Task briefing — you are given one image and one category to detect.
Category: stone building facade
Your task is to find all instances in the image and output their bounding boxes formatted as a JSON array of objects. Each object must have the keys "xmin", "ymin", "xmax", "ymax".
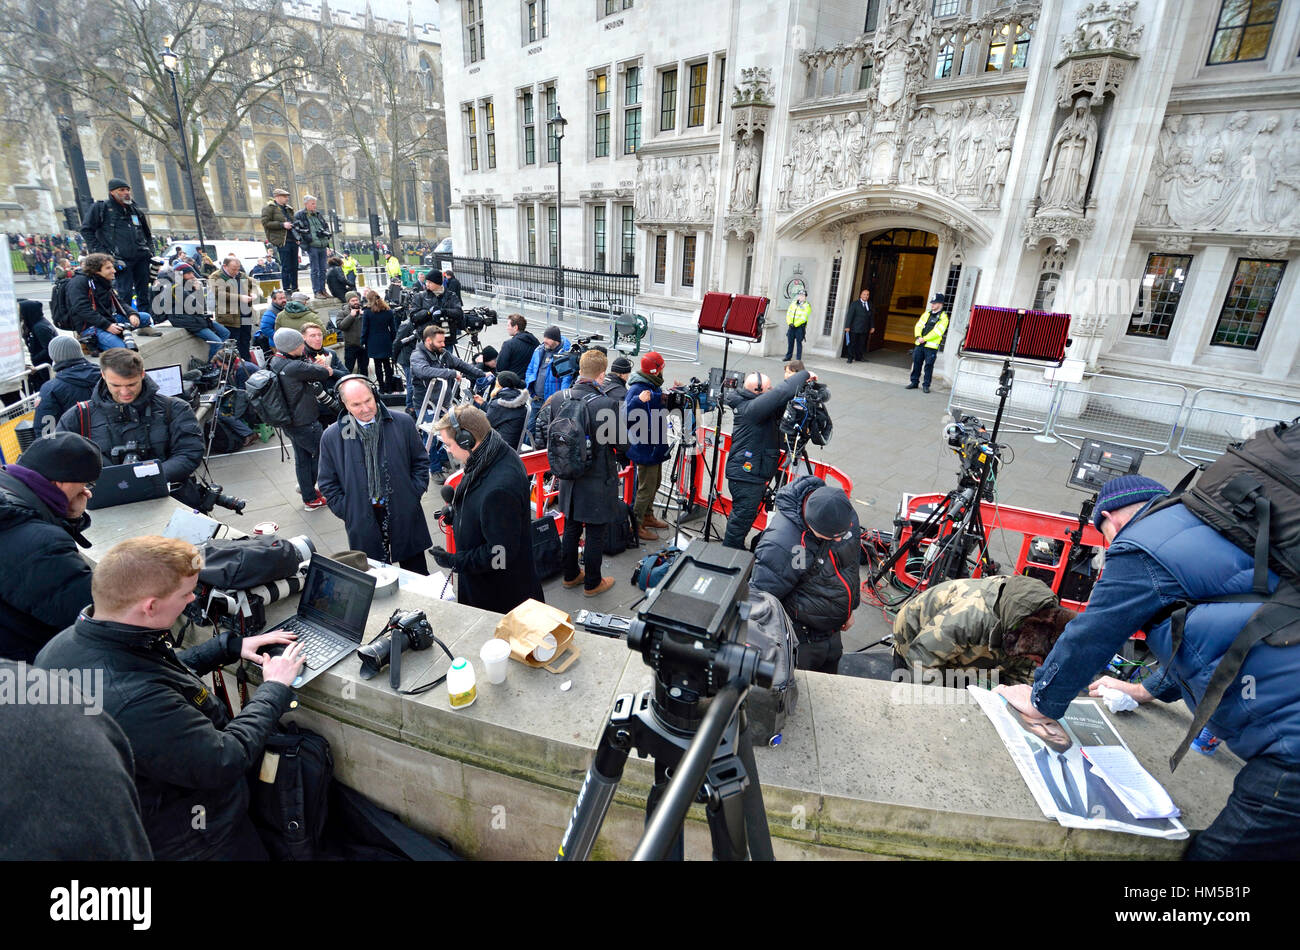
[
  {"xmin": 1, "ymin": 1, "xmax": 452, "ymax": 245},
  {"xmin": 441, "ymin": 0, "xmax": 1299, "ymax": 396}
]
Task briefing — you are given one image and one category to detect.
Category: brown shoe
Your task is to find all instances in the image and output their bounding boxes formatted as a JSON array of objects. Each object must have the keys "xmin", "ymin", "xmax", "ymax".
[
  {"xmin": 562, "ymin": 571, "xmax": 585, "ymax": 589},
  {"xmin": 643, "ymin": 513, "xmax": 670, "ymax": 529},
  {"xmin": 637, "ymin": 525, "xmax": 660, "ymax": 542},
  {"xmin": 584, "ymin": 576, "xmax": 615, "ymax": 597}
]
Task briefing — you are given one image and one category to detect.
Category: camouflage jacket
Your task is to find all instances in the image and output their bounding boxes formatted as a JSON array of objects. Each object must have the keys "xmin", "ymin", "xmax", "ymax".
[{"xmin": 891, "ymin": 575, "xmax": 1058, "ymax": 685}]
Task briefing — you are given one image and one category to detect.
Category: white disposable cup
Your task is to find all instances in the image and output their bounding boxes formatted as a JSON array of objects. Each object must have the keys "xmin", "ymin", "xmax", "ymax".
[
  {"xmin": 480, "ymin": 638, "xmax": 511, "ymax": 685},
  {"xmin": 253, "ymin": 521, "xmax": 279, "ymax": 535}
]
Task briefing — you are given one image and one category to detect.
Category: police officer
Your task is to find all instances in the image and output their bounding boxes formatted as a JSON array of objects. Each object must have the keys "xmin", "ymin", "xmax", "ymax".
[
  {"xmin": 783, "ymin": 290, "xmax": 810, "ymax": 362},
  {"xmin": 721, "ymin": 366, "xmax": 811, "ymax": 550},
  {"xmin": 80, "ymin": 178, "xmax": 154, "ymax": 312},
  {"xmin": 907, "ymin": 294, "xmax": 949, "ymax": 393}
]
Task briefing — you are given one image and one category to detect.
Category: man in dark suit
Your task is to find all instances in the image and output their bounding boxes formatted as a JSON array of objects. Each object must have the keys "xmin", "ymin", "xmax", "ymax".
[{"xmin": 845, "ymin": 288, "xmax": 872, "ymax": 364}]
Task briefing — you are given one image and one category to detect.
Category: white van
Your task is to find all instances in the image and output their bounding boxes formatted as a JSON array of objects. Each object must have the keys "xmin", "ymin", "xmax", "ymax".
[{"xmin": 162, "ymin": 240, "xmax": 274, "ymax": 274}]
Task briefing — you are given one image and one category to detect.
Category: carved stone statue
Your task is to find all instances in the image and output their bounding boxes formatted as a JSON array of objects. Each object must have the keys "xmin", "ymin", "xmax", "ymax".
[
  {"xmin": 1039, "ymin": 96, "xmax": 1099, "ymax": 213},
  {"xmin": 731, "ymin": 134, "xmax": 759, "ymax": 212}
]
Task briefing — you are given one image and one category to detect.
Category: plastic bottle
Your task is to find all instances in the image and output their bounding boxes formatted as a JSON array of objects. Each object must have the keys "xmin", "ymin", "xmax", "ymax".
[
  {"xmin": 1191, "ymin": 727, "xmax": 1220, "ymax": 756},
  {"xmin": 447, "ymin": 657, "xmax": 477, "ymax": 710}
]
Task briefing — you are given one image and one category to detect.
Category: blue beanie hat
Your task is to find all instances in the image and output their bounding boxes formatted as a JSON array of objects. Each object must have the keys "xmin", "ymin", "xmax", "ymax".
[{"xmin": 1094, "ymin": 475, "xmax": 1168, "ymax": 530}]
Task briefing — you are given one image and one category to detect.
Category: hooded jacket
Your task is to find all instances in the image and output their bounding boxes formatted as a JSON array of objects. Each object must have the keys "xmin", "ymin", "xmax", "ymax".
[
  {"xmin": 149, "ymin": 268, "xmax": 211, "ymax": 333},
  {"xmin": 0, "ymin": 468, "xmax": 93, "ymax": 661},
  {"xmin": 525, "ymin": 336, "xmax": 573, "ymax": 405},
  {"xmin": 496, "ymin": 329, "xmax": 540, "ymax": 379},
  {"xmin": 20, "ymin": 302, "xmax": 57, "ymax": 367},
  {"xmin": 484, "ymin": 385, "xmax": 529, "ymax": 451},
  {"xmin": 55, "ymin": 374, "xmax": 205, "ymax": 485},
  {"xmin": 274, "ymin": 300, "xmax": 317, "ymax": 334},
  {"xmin": 751, "ymin": 475, "xmax": 861, "ymax": 637},
  {"xmin": 35, "ymin": 358, "xmax": 101, "ymax": 434},
  {"xmin": 35, "ymin": 613, "xmax": 294, "ymax": 860}
]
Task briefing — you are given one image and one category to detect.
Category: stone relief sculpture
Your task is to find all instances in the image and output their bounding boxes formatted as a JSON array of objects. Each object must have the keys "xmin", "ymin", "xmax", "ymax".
[
  {"xmin": 635, "ymin": 154, "xmax": 720, "ymax": 223},
  {"xmin": 730, "ymin": 135, "xmax": 759, "ymax": 212},
  {"xmin": 1138, "ymin": 108, "xmax": 1300, "ymax": 233},
  {"xmin": 1038, "ymin": 96, "xmax": 1099, "ymax": 214}
]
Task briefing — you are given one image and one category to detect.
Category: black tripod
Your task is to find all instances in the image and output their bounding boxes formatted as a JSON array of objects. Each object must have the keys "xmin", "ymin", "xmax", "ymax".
[
  {"xmin": 699, "ymin": 336, "xmax": 739, "ymax": 543},
  {"xmin": 656, "ymin": 399, "xmax": 702, "ymax": 534}
]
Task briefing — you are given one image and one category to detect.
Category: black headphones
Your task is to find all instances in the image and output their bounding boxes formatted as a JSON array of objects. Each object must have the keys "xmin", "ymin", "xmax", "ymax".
[
  {"xmin": 335, "ymin": 374, "xmax": 382, "ymax": 406},
  {"xmin": 447, "ymin": 405, "xmax": 475, "ymax": 450}
]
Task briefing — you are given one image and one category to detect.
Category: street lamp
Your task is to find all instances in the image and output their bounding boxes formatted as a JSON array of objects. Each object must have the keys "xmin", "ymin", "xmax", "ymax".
[
  {"xmin": 160, "ymin": 38, "xmax": 206, "ymax": 254},
  {"xmin": 547, "ymin": 107, "xmax": 567, "ymax": 310},
  {"xmin": 408, "ymin": 160, "xmax": 422, "ymax": 250}
]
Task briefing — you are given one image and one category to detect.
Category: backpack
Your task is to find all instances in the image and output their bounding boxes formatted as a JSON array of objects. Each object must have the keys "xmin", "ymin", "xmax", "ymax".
[
  {"xmin": 245, "ymin": 368, "xmax": 294, "ymax": 428},
  {"xmin": 197, "ymin": 536, "xmax": 307, "ymax": 590},
  {"xmin": 248, "ymin": 723, "xmax": 333, "ymax": 861},
  {"xmin": 631, "ymin": 545, "xmax": 683, "ymax": 591},
  {"xmin": 50, "ymin": 276, "xmax": 74, "ymax": 330},
  {"xmin": 1137, "ymin": 416, "xmax": 1300, "ymax": 770},
  {"xmin": 604, "ymin": 499, "xmax": 639, "ymax": 556},
  {"xmin": 743, "ymin": 590, "xmax": 800, "ymax": 747},
  {"xmin": 546, "ymin": 390, "xmax": 598, "ymax": 480}
]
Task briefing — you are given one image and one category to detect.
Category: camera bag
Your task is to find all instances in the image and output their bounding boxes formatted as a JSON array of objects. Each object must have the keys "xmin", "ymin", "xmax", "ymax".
[
  {"xmin": 531, "ymin": 514, "xmax": 563, "ymax": 579},
  {"xmin": 604, "ymin": 499, "xmax": 640, "ymax": 556},
  {"xmin": 197, "ymin": 536, "xmax": 306, "ymax": 590},
  {"xmin": 249, "ymin": 722, "xmax": 333, "ymax": 860},
  {"xmin": 742, "ymin": 591, "xmax": 799, "ymax": 746}
]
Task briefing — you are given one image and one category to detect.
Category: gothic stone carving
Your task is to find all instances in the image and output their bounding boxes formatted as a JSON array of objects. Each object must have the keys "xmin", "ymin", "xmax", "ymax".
[
  {"xmin": 1023, "ymin": 209, "xmax": 1095, "ymax": 249},
  {"xmin": 1060, "ymin": 1, "xmax": 1145, "ymax": 57},
  {"xmin": 1152, "ymin": 234, "xmax": 1194, "ymax": 254},
  {"xmin": 634, "ymin": 153, "xmax": 719, "ymax": 226},
  {"xmin": 1038, "ymin": 95, "xmax": 1098, "ymax": 213},
  {"xmin": 730, "ymin": 133, "xmax": 761, "ymax": 212},
  {"xmin": 731, "ymin": 67, "xmax": 774, "ymax": 107},
  {"xmin": 1248, "ymin": 239, "xmax": 1291, "ymax": 258}
]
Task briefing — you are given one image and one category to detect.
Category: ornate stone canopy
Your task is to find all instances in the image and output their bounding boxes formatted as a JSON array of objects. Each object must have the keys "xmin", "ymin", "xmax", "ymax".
[{"xmin": 775, "ymin": 185, "xmax": 993, "ymax": 245}]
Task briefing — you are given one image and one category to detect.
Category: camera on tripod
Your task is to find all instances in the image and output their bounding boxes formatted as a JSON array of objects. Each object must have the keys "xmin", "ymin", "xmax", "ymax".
[
  {"xmin": 778, "ymin": 379, "xmax": 833, "ymax": 447},
  {"xmin": 944, "ymin": 411, "xmax": 1000, "ymax": 498},
  {"xmin": 462, "ymin": 306, "xmax": 498, "ymax": 335},
  {"xmin": 663, "ymin": 378, "xmax": 710, "ymax": 412},
  {"xmin": 110, "ymin": 442, "xmax": 142, "ymax": 465},
  {"xmin": 550, "ymin": 334, "xmax": 604, "ymax": 379},
  {"xmin": 357, "ymin": 608, "xmax": 435, "ymax": 679}
]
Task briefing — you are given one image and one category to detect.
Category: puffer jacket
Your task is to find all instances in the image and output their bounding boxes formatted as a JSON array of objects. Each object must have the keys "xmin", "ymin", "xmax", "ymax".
[
  {"xmin": 496, "ymin": 330, "xmax": 540, "ymax": 379},
  {"xmin": 35, "ymin": 612, "xmax": 294, "ymax": 860},
  {"xmin": 35, "ymin": 358, "xmax": 101, "ymax": 434},
  {"xmin": 273, "ymin": 300, "xmax": 317, "ymax": 334},
  {"xmin": 626, "ymin": 371, "xmax": 671, "ymax": 465},
  {"xmin": 751, "ymin": 475, "xmax": 861, "ymax": 637},
  {"xmin": 484, "ymin": 385, "xmax": 529, "ymax": 451},
  {"xmin": 55, "ymin": 374, "xmax": 205, "ymax": 484}
]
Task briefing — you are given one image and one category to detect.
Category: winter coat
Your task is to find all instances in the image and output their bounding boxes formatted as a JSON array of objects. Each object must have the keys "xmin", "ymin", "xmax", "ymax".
[
  {"xmin": 497, "ymin": 330, "xmax": 540, "ymax": 379},
  {"xmin": 326, "ymin": 264, "xmax": 354, "ymax": 301},
  {"xmin": 261, "ymin": 200, "xmax": 296, "ymax": 247},
  {"xmin": 35, "ymin": 358, "xmax": 101, "ymax": 434},
  {"xmin": 524, "ymin": 337, "xmax": 573, "ymax": 405},
  {"xmin": 150, "ymin": 269, "xmax": 211, "ymax": 332},
  {"xmin": 56, "ymin": 374, "xmax": 205, "ymax": 484},
  {"xmin": 626, "ymin": 371, "xmax": 671, "ymax": 465},
  {"xmin": 269, "ymin": 353, "xmax": 331, "ymax": 428},
  {"xmin": 211, "ymin": 269, "xmax": 257, "ymax": 330},
  {"xmin": 259, "ymin": 303, "xmax": 284, "ymax": 342},
  {"xmin": 336, "ymin": 304, "xmax": 364, "ymax": 346},
  {"xmin": 35, "ymin": 613, "xmax": 294, "ymax": 860},
  {"xmin": 274, "ymin": 300, "xmax": 317, "ymax": 334},
  {"xmin": 409, "ymin": 287, "xmax": 462, "ymax": 332},
  {"xmin": 751, "ymin": 475, "xmax": 861, "ymax": 637},
  {"xmin": 724, "ymin": 370, "xmax": 810, "ymax": 484},
  {"xmin": 447, "ymin": 430, "xmax": 544, "ymax": 614},
  {"xmin": 0, "ymin": 468, "xmax": 93, "ymax": 662},
  {"xmin": 484, "ymin": 386, "xmax": 529, "ymax": 451},
  {"xmin": 81, "ymin": 196, "xmax": 153, "ymax": 262},
  {"xmin": 317, "ymin": 406, "xmax": 433, "ymax": 563},
  {"xmin": 394, "ymin": 320, "xmax": 419, "ymax": 371},
  {"xmin": 360, "ymin": 307, "xmax": 397, "ymax": 359},
  {"xmin": 410, "ymin": 340, "xmax": 482, "ymax": 391},
  {"xmin": 541, "ymin": 379, "xmax": 628, "ymax": 526},
  {"xmin": 601, "ymin": 375, "xmax": 628, "ymax": 404},
  {"xmin": 65, "ymin": 272, "xmax": 125, "ymax": 332},
  {"xmin": 292, "ymin": 208, "xmax": 332, "ymax": 248},
  {"xmin": 21, "ymin": 308, "xmax": 57, "ymax": 368},
  {"xmin": 444, "ymin": 274, "xmax": 462, "ymax": 298}
]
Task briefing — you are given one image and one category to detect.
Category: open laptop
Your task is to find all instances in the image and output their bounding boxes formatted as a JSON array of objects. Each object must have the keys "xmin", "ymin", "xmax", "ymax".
[
  {"xmin": 146, "ymin": 364, "xmax": 184, "ymax": 398},
  {"xmin": 86, "ymin": 462, "xmax": 170, "ymax": 510},
  {"xmin": 264, "ymin": 554, "xmax": 377, "ymax": 688}
]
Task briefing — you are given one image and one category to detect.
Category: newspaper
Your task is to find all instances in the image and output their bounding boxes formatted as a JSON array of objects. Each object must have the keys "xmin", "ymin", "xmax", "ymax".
[{"xmin": 969, "ymin": 686, "xmax": 1187, "ymax": 840}]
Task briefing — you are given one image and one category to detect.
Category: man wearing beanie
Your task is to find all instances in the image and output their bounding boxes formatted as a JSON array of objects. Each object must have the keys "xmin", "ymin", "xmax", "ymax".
[
  {"xmin": 429, "ymin": 404, "xmax": 543, "ymax": 612},
  {"xmin": 626, "ymin": 351, "xmax": 675, "ymax": 541},
  {"xmin": 273, "ymin": 294, "xmax": 318, "ymax": 335},
  {"xmin": 476, "ymin": 370, "xmax": 530, "ymax": 451},
  {"xmin": 0, "ymin": 433, "xmax": 101, "ymax": 661},
  {"xmin": 270, "ymin": 328, "xmax": 335, "ymax": 510},
  {"xmin": 525, "ymin": 324, "xmax": 572, "ymax": 445},
  {"xmin": 409, "ymin": 270, "xmax": 464, "ymax": 344},
  {"xmin": 35, "ymin": 336, "xmax": 100, "ymax": 435},
  {"xmin": 997, "ymin": 473, "xmax": 1300, "ymax": 860},
  {"xmin": 539, "ymin": 348, "xmax": 628, "ymax": 597},
  {"xmin": 80, "ymin": 177, "xmax": 154, "ymax": 312},
  {"xmin": 601, "ymin": 355, "xmax": 633, "ymax": 403},
  {"xmin": 751, "ymin": 476, "xmax": 861, "ymax": 673}
]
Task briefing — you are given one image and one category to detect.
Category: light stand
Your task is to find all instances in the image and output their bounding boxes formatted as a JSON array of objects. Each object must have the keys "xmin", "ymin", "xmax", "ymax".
[{"xmin": 161, "ymin": 40, "xmax": 206, "ymax": 255}]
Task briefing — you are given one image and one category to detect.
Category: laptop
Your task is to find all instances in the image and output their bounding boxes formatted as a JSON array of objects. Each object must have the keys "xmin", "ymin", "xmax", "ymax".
[
  {"xmin": 264, "ymin": 554, "xmax": 377, "ymax": 688},
  {"xmin": 146, "ymin": 364, "xmax": 184, "ymax": 398},
  {"xmin": 86, "ymin": 462, "xmax": 170, "ymax": 510},
  {"xmin": 162, "ymin": 508, "xmax": 222, "ymax": 545}
]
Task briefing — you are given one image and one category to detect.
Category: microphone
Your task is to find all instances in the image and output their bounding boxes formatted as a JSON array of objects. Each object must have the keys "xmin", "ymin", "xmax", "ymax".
[{"xmin": 440, "ymin": 485, "xmax": 455, "ymax": 504}]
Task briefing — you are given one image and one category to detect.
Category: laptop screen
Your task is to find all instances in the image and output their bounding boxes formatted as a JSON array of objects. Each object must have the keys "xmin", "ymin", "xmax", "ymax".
[
  {"xmin": 298, "ymin": 555, "xmax": 375, "ymax": 643},
  {"xmin": 147, "ymin": 364, "xmax": 184, "ymax": 398}
]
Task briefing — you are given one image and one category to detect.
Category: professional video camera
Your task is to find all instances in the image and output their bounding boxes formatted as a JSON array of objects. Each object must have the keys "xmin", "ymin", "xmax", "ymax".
[
  {"xmin": 778, "ymin": 378, "xmax": 833, "ymax": 447},
  {"xmin": 662, "ymin": 377, "xmax": 710, "ymax": 412},
  {"xmin": 357, "ymin": 608, "xmax": 435, "ymax": 679},
  {"xmin": 462, "ymin": 306, "xmax": 498, "ymax": 335},
  {"xmin": 550, "ymin": 334, "xmax": 605, "ymax": 379},
  {"xmin": 944, "ymin": 411, "xmax": 1001, "ymax": 498}
]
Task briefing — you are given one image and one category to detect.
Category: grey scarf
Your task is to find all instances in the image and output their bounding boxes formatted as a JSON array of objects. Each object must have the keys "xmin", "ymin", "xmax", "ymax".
[{"xmin": 356, "ymin": 416, "xmax": 386, "ymax": 503}]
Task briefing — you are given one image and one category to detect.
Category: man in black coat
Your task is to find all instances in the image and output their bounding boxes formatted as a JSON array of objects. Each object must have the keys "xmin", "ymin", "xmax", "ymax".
[
  {"xmin": 429, "ymin": 405, "xmax": 543, "ymax": 613},
  {"xmin": 497, "ymin": 313, "xmax": 540, "ymax": 379},
  {"xmin": 318, "ymin": 376, "xmax": 433, "ymax": 574},
  {"xmin": 409, "ymin": 270, "xmax": 464, "ymax": 344},
  {"xmin": 721, "ymin": 367, "xmax": 811, "ymax": 549},
  {"xmin": 19, "ymin": 299, "xmax": 57, "ymax": 388},
  {"xmin": 751, "ymin": 476, "xmax": 861, "ymax": 673},
  {"xmin": 539, "ymin": 349, "xmax": 628, "ymax": 597},
  {"xmin": 36, "ymin": 536, "xmax": 304, "ymax": 860},
  {"xmin": 81, "ymin": 178, "xmax": 154, "ymax": 312},
  {"xmin": 270, "ymin": 328, "xmax": 335, "ymax": 509},
  {"xmin": 0, "ymin": 433, "xmax": 99, "ymax": 661},
  {"xmin": 35, "ymin": 336, "xmax": 100, "ymax": 436},
  {"xmin": 410, "ymin": 326, "xmax": 484, "ymax": 480},
  {"xmin": 844, "ymin": 288, "xmax": 873, "ymax": 364}
]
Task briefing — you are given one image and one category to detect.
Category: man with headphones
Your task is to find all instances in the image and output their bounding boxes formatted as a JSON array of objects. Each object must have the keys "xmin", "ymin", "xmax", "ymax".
[{"xmin": 317, "ymin": 374, "xmax": 434, "ymax": 574}]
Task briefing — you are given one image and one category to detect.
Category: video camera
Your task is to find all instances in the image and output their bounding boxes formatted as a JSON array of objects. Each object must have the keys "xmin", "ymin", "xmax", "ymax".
[
  {"xmin": 550, "ymin": 334, "xmax": 605, "ymax": 379},
  {"xmin": 462, "ymin": 306, "xmax": 498, "ymax": 336},
  {"xmin": 944, "ymin": 411, "xmax": 1000, "ymax": 497},
  {"xmin": 778, "ymin": 379, "xmax": 833, "ymax": 446},
  {"xmin": 663, "ymin": 378, "xmax": 711, "ymax": 412}
]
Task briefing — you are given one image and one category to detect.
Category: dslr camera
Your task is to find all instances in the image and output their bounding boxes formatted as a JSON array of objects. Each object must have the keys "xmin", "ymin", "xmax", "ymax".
[
  {"xmin": 357, "ymin": 608, "xmax": 435, "ymax": 679},
  {"xmin": 110, "ymin": 441, "xmax": 142, "ymax": 465}
]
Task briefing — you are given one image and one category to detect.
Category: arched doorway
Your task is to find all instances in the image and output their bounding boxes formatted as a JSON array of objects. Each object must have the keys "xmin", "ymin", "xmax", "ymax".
[{"xmin": 853, "ymin": 228, "xmax": 938, "ymax": 354}]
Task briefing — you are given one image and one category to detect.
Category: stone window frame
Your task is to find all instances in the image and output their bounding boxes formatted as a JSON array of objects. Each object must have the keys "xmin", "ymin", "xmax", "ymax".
[
  {"xmin": 590, "ymin": 66, "xmax": 612, "ymax": 159},
  {"xmin": 465, "ymin": 0, "xmax": 485, "ymax": 65},
  {"xmin": 519, "ymin": 88, "xmax": 537, "ymax": 166},
  {"xmin": 522, "ymin": 0, "xmax": 549, "ymax": 45},
  {"xmin": 464, "ymin": 102, "xmax": 479, "ymax": 172},
  {"xmin": 1210, "ymin": 256, "xmax": 1287, "ymax": 350},
  {"xmin": 619, "ymin": 59, "xmax": 644, "ymax": 155},
  {"xmin": 1128, "ymin": 252, "xmax": 1194, "ymax": 341},
  {"xmin": 1206, "ymin": 0, "xmax": 1278, "ymax": 66}
]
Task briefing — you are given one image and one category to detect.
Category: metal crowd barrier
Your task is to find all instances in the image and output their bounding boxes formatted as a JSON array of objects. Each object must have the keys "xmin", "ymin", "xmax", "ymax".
[{"xmin": 1174, "ymin": 388, "xmax": 1300, "ymax": 465}]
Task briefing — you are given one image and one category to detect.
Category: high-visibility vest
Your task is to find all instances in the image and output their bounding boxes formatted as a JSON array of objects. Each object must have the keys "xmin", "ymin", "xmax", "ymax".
[
  {"xmin": 787, "ymin": 300, "xmax": 810, "ymax": 328},
  {"xmin": 914, "ymin": 309, "xmax": 949, "ymax": 350}
]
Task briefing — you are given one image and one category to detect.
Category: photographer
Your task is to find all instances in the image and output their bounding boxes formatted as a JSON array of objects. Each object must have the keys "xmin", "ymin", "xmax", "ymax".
[
  {"xmin": 626, "ymin": 352, "xmax": 675, "ymax": 541},
  {"xmin": 35, "ymin": 337, "xmax": 100, "ymax": 436},
  {"xmin": 56, "ymin": 347, "xmax": 204, "ymax": 490},
  {"xmin": 292, "ymin": 195, "xmax": 332, "ymax": 299},
  {"xmin": 156, "ymin": 262, "xmax": 230, "ymax": 358},
  {"xmin": 751, "ymin": 477, "xmax": 860, "ymax": 673},
  {"xmin": 721, "ymin": 367, "xmax": 812, "ymax": 550},
  {"xmin": 270, "ymin": 328, "xmax": 333, "ymax": 510},
  {"xmin": 601, "ymin": 355, "xmax": 632, "ymax": 403},
  {"xmin": 212, "ymin": 254, "xmax": 258, "ymax": 361},
  {"xmin": 35, "ymin": 536, "xmax": 305, "ymax": 860},
  {"xmin": 429, "ymin": 405, "xmax": 543, "ymax": 613},
  {"xmin": 258, "ymin": 288, "xmax": 289, "ymax": 351},
  {"xmin": 335, "ymin": 290, "xmax": 367, "ymax": 376},
  {"xmin": 80, "ymin": 178, "xmax": 153, "ymax": 311},
  {"xmin": 65, "ymin": 253, "xmax": 156, "ymax": 351}
]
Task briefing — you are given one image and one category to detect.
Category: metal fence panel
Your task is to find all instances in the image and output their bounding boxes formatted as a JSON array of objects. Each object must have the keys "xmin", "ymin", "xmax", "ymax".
[
  {"xmin": 946, "ymin": 357, "xmax": 1055, "ymax": 434},
  {"xmin": 1047, "ymin": 373, "xmax": 1187, "ymax": 455},
  {"xmin": 1175, "ymin": 388, "xmax": 1300, "ymax": 464}
]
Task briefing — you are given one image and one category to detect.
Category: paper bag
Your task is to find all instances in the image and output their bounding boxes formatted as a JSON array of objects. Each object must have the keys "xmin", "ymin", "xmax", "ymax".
[{"xmin": 494, "ymin": 599, "xmax": 580, "ymax": 673}]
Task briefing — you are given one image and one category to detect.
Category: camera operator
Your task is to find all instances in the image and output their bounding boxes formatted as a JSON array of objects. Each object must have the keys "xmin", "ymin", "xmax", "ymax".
[
  {"xmin": 751, "ymin": 477, "xmax": 860, "ymax": 673},
  {"xmin": 270, "ymin": 328, "xmax": 333, "ymax": 510},
  {"xmin": 35, "ymin": 536, "xmax": 305, "ymax": 860},
  {"xmin": 525, "ymin": 325, "xmax": 572, "ymax": 447},
  {"xmin": 721, "ymin": 366, "xmax": 812, "ymax": 549},
  {"xmin": 0, "ymin": 432, "xmax": 100, "ymax": 661},
  {"xmin": 429, "ymin": 405, "xmax": 543, "ymax": 613},
  {"xmin": 56, "ymin": 347, "xmax": 205, "ymax": 494},
  {"xmin": 626, "ymin": 352, "xmax": 675, "ymax": 541},
  {"xmin": 335, "ymin": 290, "xmax": 367, "ymax": 376},
  {"xmin": 409, "ymin": 270, "xmax": 464, "ymax": 344}
]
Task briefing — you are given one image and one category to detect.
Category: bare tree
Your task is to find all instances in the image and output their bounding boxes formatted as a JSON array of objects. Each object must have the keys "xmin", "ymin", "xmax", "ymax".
[{"xmin": 0, "ymin": 0, "xmax": 317, "ymax": 239}]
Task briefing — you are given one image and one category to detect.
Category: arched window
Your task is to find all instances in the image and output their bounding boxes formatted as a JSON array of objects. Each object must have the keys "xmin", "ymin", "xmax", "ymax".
[
  {"xmin": 104, "ymin": 127, "xmax": 148, "ymax": 209},
  {"xmin": 260, "ymin": 145, "xmax": 291, "ymax": 198},
  {"xmin": 213, "ymin": 141, "xmax": 248, "ymax": 213},
  {"xmin": 418, "ymin": 54, "xmax": 436, "ymax": 100},
  {"xmin": 305, "ymin": 145, "xmax": 337, "ymax": 214},
  {"xmin": 299, "ymin": 100, "xmax": 331, "ymax": 132},
  {"xmin": 253, "ymin": 103, "xmax": 281, "ymax": 127},
  {"xmin": 163, "ymin": 152, "xmax": 192, "ymax": 210}
]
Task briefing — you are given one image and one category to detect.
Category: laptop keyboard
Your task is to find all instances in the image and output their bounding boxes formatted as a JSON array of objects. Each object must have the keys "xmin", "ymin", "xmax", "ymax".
[{"xmin": 277, "ymin": 617, "xmax": 347, "ymax": 670}]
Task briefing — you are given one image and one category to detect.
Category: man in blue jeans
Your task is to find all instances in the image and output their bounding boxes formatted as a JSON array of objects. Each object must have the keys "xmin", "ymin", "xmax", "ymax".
[
  {"xmin": 293, "ymin": 195, "xmax": 332, "ymax": 299},
  {"xmin": 997, "ymin": 475, "xmax": 1300, "ymax": 860}
]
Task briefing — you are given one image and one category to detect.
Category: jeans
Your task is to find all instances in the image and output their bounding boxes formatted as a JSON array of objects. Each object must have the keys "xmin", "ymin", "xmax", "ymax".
[
  {"xmin": 92, "ymin": 312, "xmax": 153, "ymax": 350},
  {"xmin": 344, "ymin": 344, "xmax": 368, "ymax": 376},
  {"xmin": 723, "ymin": 478, "xmax": 765, "ymax": 549},
  {"xmin": 563, "ymin": 517, "xmax": 607, "ymax": 591},
  {"xmin": 1184, "ymin": 756, "xmax": 1300, "ymax": 860},
  {"xmin": 784, "ymin": 325, "xmax": 805, "ymax": 360},
  {"xmin": 193, "ymin": 322, "xmax": 231, "ymax": 358},
  {"xmin": 284, "ymin": 422, "xmax": 323, "ymax": 503},
  {"xmin": 277, "ymin": 242, "xmax": 299, "ymax": 292},
  {"xmin": 307, "ymin": 246, "xmax": 328, "ymax": 294},
  {"xmin": 910, "ymin": 346, "xmax": 938, "ymax": 387},
  {"xmin": 113, "ymin": 257, "xmax": 152, "ymax": 312}
]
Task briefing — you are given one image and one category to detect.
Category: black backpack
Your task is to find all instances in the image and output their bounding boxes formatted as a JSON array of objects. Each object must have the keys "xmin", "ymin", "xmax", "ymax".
[
  {"xmin": 248, "ymin": 723, "xmax": 333, "ymax": 861},
  {"xmin": 604, "ymin": 499, "xmax": 639, "ymax": 556},
  {"xmin": 197, "ymin": 536, "xmax": 306, "ymax": 590},
  {"xmin": 245, "ymin": 368, "xmax": 294, "ymax": 428},
  {"xmin": 50, "ymin": 276, "xmax": 75, "ymax": 330},
  {"xmin": 743, "ymin": 590, "xmax": 800, "ymax": 747},
  {"xmin": 531, "ymin": 515, "xmax": 563, "ymax": 580},
  {"xmin": 546, "ymin": 390, "xmax": 598, "ymax": 480},
  {"xmin": 1139, "ymin": 417, "xmax": 1300, "ymax": 770}
]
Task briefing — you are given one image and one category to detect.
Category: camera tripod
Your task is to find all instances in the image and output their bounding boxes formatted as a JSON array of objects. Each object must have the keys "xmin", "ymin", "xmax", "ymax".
[
  {"xmin": 655, "ymin": 397, "xmax": 710, "ymax": 540},
  {"xmin": 769, "ymin": 427, "xmax": 816, "ymax": 501}
]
